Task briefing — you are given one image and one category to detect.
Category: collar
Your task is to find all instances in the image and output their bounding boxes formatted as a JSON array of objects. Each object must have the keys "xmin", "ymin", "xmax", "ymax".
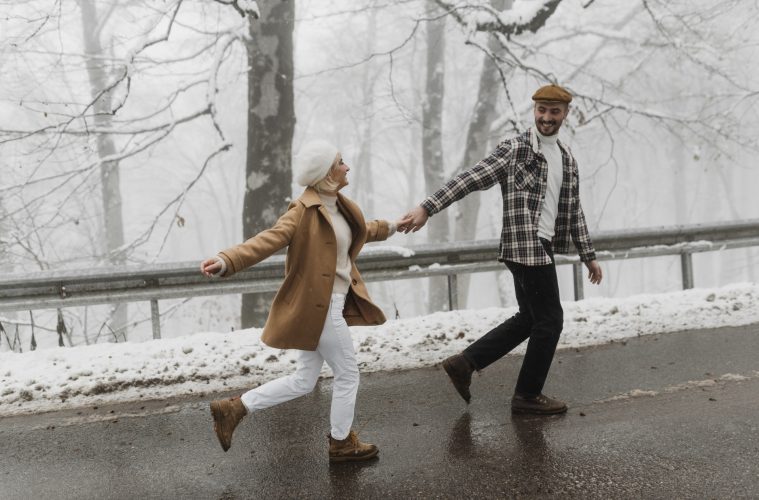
[
  {"xmin": 529, "ymin": 127, "xmax": 540, "ymax": 154},
  {"xmin": 299, "ymin": 186, "xmax": 323, "ymax": 207},
  {"xmin": 299, "ymin": 186, "xmax": 346, "ymax": 208},
  {"xmin": 318, "ymin": 193, "xmax": 338, "ymax": 208},
  {"xmin": 529, "ymin": 127, "xmax": 568, "ymax": 157},
  {"xmin": 536, "ymin": 129, "xmax": 559, "ymax": 146}
]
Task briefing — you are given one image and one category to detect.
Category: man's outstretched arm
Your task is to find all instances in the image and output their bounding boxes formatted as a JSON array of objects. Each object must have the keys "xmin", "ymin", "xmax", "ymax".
[{"xmin": 398, "ymin": 141, "xmax": 513, "ymax": 234}]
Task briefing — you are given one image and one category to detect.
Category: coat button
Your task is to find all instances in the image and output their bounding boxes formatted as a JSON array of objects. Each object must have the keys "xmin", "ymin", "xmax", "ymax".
[{"xmin": 351, "ymin": 279, "xmax": 358, "ymax": 285}]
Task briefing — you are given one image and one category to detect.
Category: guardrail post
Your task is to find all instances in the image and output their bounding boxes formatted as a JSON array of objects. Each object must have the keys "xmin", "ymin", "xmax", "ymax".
[
  {"xmin": 573, "ymin": 263, "xmax": 584, "ymax": 301},
  {"xmin": 150, "ymin": 299, "xmax": 161, "ymax": 339},
  {"xmin": 680, "ymin": 252, "xmax": 694, "ymax": 290},
  {"xmin": 447, "ymin": 274, "xmax": 459, "ymax": 311}
]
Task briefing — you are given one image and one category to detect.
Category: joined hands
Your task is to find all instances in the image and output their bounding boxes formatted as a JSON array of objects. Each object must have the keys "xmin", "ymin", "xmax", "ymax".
[{"xmin": 396, "ymin": 206, "xmax": 429, "ymax": 234}]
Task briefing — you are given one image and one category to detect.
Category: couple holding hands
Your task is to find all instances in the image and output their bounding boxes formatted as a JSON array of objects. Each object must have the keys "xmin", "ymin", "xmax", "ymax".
[{"xmin": 200, "ymin": 84, "xmax": 603, "ymax": 463}]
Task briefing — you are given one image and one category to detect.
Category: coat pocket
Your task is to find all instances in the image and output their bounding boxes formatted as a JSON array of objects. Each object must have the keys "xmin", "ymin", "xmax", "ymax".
[{"xmin": 513, "ymin": 161, "xmax": 539, "ymax": 191}]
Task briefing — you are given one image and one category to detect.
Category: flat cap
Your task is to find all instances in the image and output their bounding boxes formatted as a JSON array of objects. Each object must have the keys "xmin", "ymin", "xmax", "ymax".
[{"xmin": 532, "ymin": 84, "xmax": 572, "ymax": 104}]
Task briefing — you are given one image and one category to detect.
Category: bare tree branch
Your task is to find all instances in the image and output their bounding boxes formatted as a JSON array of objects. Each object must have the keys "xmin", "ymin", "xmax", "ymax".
[
  {"xmin": 213, "ymin": 0, "xmax": 260, "ymax": 19},
  {"xmin": 434, "ymin": 0, "xmax": 563, "ymax": 37}
]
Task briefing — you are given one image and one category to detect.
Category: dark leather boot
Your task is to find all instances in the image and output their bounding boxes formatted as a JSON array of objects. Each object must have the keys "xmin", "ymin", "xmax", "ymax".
[
  {"xmin": 442, "ymin": 354, "xmax": 475, "ymax": 403},
  {"xmin": 511, "ymin": 392, "xmax": 567, "ymax": 415},
  {"xmin": 210, "ymin": 396, "xmax": 247, "ymax": 452}
]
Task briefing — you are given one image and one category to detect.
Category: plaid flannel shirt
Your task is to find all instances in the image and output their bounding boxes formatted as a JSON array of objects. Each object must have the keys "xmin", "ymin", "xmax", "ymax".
[{"xmin": 421, "ymin": 129, "xmax": 596, "ymax": 266}]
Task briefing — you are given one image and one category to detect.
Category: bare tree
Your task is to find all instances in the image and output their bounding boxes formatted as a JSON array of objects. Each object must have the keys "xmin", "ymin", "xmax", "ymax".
[
  {"xmin": 78, "ymin": 0, "xmax": 128, "ymax": 339},
  {"xmin": 2, "ymin": 0, "xmax": 758, "ymax": 339},
  {"xmin": 0, "ymin": 1, "xmax": 252, "ymax": 265},
  {"xmin": 421, "ymin": 0, "xmax": 451, "ymax": 311},
  {"xmin": 443, "ymin": 0, "xmax": 516, "ymax": 306},
  {"xmin": 0, "ymin": 0, "xmax": 259, "ymax": 343},
  {"xmin": 352, "ymin": 7, "xmax": 380, "ymax": 216},
  {"xmin": 240, "ymin": 0, "xmax": 295, "ymax": 328},
  {"xmin": 433, "ymin": 0, "xmax": 759, "ymax": 298}
]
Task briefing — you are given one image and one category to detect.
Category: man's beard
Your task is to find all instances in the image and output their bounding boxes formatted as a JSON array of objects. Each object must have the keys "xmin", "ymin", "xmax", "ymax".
[{"xmin": 536, "ymin": 119, "xmax": 562, "ymax": 135}]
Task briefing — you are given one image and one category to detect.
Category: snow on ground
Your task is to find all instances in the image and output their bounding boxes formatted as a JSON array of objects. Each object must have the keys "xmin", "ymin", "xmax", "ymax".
[{"xmin": 1, "ymin": 283, "xmax": 758, "ymax": 416}]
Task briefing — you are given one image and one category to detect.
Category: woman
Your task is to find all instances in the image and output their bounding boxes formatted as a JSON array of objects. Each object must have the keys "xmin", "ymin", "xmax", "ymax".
[{"xmin": 200, "ymin": 140, "xmax": 399, "ymax": 462}]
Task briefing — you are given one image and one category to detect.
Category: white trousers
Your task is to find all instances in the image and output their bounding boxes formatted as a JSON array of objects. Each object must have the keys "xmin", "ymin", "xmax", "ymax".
[{"xmin": 240, "ymin": 294, "xmax": 359, "ymax": 440}]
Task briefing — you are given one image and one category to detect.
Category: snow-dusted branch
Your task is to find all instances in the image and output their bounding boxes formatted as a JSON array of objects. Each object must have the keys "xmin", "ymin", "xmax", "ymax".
[
  {"xmin": 207, "ymin": 29, "xmax": 249, "ymax": 141},
  {"xmin": 0, "ymin": 107, "xmax": 213, "ymax": 198},
  {"xmin": 213, "ymin": 0, "xmax": 260, "ymax": 19},
  {"xmin": 641, "ymin": 0, "xmax": 754, "ymax": 93},
  {"xmin": 0, "ymin": 105, "xmax": 216, "ymax": 145},
  {"xmin": 78, "ymin": 0, "xmax": 184, "ymax": 122},
  {"xmin": 0, "ymin": 1, "xmax": 189, "ymax": 151},
  {"xmin": 434, "ymin": 0, "xmax": 563, "ymax": 38},
  {"xmin": 0, "ymin": 113, "xmax": 209, "ymax": 228}
]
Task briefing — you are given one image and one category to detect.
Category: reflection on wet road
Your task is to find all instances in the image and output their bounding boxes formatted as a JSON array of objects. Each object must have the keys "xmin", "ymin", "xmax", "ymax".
[{"xmin": 2, "ymin": 324, "xmax": 759, "ymax": 499}]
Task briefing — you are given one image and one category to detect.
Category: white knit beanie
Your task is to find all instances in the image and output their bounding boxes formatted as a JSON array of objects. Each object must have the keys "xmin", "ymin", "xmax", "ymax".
[{"xmin": 294, "ymin": 140, "xmax": 340, "ymax": 187}]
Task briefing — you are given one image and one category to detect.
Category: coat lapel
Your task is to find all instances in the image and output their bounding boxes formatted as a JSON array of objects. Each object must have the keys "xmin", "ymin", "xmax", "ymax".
[
  {"xmin": 300, "ymin": 187, "xmax": 334, "ymax": 229},
  {"xmin": 299, "ymin": 188, "xmax": 366, "ymax": 261},
  {"xmin": 557, "ymin": 140, "xmax": 576, "ymax": 198},
  {"xmin": 336, "ymin": 194, "xmax": 367, "ymax": 261}
]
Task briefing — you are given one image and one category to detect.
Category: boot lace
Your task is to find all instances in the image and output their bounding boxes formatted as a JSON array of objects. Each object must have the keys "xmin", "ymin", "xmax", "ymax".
[{"xmin": 347, "ymin": 431, "xmax": 360, "ymax": 446}]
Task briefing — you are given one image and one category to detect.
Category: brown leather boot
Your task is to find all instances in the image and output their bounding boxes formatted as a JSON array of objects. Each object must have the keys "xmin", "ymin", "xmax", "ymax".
[
  {"xmin": 511, "ymin": 392, "xmax": 567, "ymax": 415},
  {"xmin": 442, "ymin": 354, "xmax": 475, "ymax": 403},
  {"xmin": 210, "ymin": 396, "xmax": 247, "ymax": 452},
  {"xmin": 328, "ymin": 430, "xmax": 379, "ymax": 463}
]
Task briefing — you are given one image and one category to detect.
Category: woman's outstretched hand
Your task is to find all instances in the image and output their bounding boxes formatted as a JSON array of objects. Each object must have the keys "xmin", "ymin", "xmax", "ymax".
[{"xmin": 200, "ymin": 257, "xmax": 222, "ymax": 277}]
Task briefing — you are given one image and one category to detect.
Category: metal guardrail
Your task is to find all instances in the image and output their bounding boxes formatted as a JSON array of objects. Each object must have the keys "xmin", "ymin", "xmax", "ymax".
[{"xmin": 1, "ymin": 219, "xmax": 757, "ymax": 339}]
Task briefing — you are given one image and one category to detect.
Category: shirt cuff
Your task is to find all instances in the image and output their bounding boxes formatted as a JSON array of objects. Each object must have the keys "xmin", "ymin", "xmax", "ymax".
[
  {"xmin": 387, "ymin": 222, "xmax": 397, "ymax": 236},
  {"xmin": 420, "ymin": 199, "xmax": 437, "ymax": 216},
  {"xmin": 212, "ymin": 255, "xmax": 227, "ymax": 277}
]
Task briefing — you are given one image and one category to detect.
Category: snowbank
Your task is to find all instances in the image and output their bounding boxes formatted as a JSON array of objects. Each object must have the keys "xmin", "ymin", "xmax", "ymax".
[{"xmin": 1, "ymin": 283, "xmax": 757, "ymax": 416}]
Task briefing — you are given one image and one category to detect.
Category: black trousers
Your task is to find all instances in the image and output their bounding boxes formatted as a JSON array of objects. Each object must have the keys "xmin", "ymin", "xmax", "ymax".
[{"xmin": 463, "ymin": 239, "xmax": 563, "ymax": 396}]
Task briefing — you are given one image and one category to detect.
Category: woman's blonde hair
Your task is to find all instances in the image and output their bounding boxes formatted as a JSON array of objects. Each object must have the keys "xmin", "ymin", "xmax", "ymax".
[{"xmin": 313, "ymin": 157, "xmax": 341, "ymax": 193}]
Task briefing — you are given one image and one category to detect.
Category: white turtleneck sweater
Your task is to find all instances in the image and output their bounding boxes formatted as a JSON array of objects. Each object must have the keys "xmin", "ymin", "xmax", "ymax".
[
  {"xmin": 319, "ymin": 193, "xmax": 353, "ymax": 294},
  {"xmin": 535, "ymin": 129, "xmax": 564, "ymax": 241}
]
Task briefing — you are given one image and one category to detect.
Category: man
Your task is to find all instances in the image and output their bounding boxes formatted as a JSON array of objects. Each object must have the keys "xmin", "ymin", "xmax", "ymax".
[{"xmin": 398, "ymin": 84, "xmax": 602, "ymax": 415}]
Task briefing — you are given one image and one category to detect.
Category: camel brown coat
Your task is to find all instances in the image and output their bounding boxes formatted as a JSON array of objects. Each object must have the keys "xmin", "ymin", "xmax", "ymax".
[{"xmin": 217, "ymin": 187, "xmax": 391, "ymax": 351}]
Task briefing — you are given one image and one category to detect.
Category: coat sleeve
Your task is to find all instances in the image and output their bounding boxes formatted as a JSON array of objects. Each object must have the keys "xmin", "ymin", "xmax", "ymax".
[
  {"xmin": 218, "ymin": 204, "xmax": 303, "ymax": 276},
  {"xmin": 364, "ymin": 219, "xmax": 390, "ymax": 243},
  {"xmin": 569, "ymin": 163, "xmax": 597, "ymax": 262},
  {"xmin": 420, "ymin": 140, "xmax": 512, "ymax": 216}
]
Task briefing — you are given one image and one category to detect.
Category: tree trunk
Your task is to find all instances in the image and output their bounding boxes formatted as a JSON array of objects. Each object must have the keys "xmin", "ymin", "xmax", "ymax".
[
  {"xmin": 241, "ymin": 0, "xmax": 295, "ymax": 328},
  {"xmin": 407, "ymin": 120, "xmax": 424, "ymax": 317},
  {"xmin": 453, "ymin": 0, "xmax": 511, "ymax": 307},
  {"xmin": 353, "ymin": 9, "xmax": 377, "ymax": 216},
  {"xmin": 422, "ymin": 0, "xmax": 449, "ymax": 311},
  {"xmin": 0, "ymin": 203, "xmax": 13, "ymax": 329},
  {"xmin": 79, "ymin": 0, "xmax": 127, "ymax": 340},
  {"xmin": 0, "ymin": 202, "xmax": 7, "ymax": 265}
]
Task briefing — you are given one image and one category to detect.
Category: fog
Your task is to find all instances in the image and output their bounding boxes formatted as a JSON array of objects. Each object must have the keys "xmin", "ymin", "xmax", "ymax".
[{"xmin": 1, "ymin": 0, "xmax": 757, "ymax": 349}]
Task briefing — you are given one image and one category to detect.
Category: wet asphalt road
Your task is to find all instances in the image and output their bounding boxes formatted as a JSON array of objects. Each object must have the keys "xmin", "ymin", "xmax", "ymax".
[{"xmin": 2, "ymin": 324, "xmax": 759, "ymax": 499}]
